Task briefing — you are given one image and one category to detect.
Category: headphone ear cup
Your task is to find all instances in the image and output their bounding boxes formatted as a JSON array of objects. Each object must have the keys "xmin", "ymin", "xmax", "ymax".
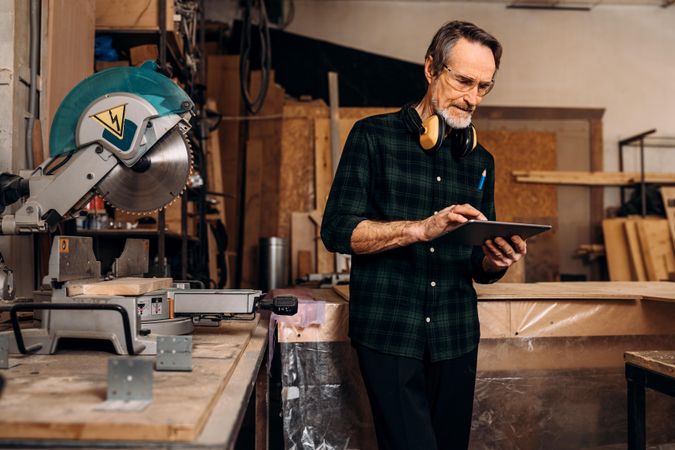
[
  {"xmin": 449, "ymin": 123, "xmax": 478, "ymax": 159},
  {"xmin": 419, "ymin": 113, "xmax": 445, "ymax": 152}
]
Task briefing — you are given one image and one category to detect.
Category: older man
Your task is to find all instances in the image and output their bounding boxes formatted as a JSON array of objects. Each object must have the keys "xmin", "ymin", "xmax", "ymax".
[{"xmin": 321, "ymin": 21, "xmax": 526, "ymax": 450}]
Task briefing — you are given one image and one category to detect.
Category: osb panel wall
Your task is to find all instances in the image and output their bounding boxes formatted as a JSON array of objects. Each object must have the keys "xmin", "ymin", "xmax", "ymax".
[
  {"xmin": 278, "ymin": 100, "xmax": 329, "ymax": 239},
  {"xmin": 479, "ymin": 131, "xmax": 558, "ymax": 222}
]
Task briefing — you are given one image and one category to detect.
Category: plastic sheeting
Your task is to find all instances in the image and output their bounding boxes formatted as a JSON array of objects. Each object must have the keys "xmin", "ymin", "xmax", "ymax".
[
  {"xmin": 280, "ymin": 341, "xmax": 377, "ymax": 450},
  {"xmin": 472, "ymin": 335, "xmax": 675, "ymax": 450},
  {"xmin": 281, "ymin": 335, "xmax": 675, "ymax": 450}
]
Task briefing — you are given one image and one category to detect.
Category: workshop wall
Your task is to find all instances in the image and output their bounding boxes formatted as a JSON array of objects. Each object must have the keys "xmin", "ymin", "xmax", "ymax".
[{"xmin": 279, "ymin": 1, "xmax": 675, "ymax": 210}]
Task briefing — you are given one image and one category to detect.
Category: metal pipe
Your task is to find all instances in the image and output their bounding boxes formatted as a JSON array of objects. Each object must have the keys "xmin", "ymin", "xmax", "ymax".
[
  {"xmin": 640, "ymin": 139, "xmax": 646, "ymax": 217},
  {"xmin": 25, "ymin": 0, "xmax": 41, "ymax": 169}
]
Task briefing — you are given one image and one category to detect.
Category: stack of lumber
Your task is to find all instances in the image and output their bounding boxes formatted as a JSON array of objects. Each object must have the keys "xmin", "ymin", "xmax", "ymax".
[{"xmin": 602, "ymin": 214, "xmax": 675, "ymax": 281}]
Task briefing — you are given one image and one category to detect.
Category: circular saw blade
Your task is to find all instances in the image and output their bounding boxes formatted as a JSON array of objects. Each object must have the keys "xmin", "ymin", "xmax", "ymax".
[{"xmin": 97, "ymin": 127, "xmax": 192, "ymax": 213}]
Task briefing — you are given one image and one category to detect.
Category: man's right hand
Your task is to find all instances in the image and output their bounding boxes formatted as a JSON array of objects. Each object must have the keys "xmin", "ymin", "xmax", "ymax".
[{"xmin": 416, "ymin": 203, "xmax": 487, "ymax": 242}]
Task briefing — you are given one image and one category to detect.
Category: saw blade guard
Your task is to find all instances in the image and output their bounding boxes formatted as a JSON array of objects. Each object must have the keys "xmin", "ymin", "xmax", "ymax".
[{"xmin": 49, "ymin": 61, "xmax": 194, "ymax": 157}]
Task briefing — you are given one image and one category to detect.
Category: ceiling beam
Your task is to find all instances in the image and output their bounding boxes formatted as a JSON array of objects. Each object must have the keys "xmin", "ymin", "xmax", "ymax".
[{"xmin": 507, "ymin": 3, "xmax": 592, "ymax": 11}]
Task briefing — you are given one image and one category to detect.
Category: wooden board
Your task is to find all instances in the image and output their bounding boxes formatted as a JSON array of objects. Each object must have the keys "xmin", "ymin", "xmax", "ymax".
[
  {"xmin": 333, "ymin": 284, "xmax": 349, "ymax": 301},
  {"xmin": 624, "ymin": 219, "xmax": 647, "ymax": 281},
  {"xmin": 313, "ymin": 119, "xmax": 334, "ymax": 273},
  {"xmin": 661, "ymin": 187, "xmax": 675, "ymax": 250},
  {"xmin": 602, "ymin": 218, "xmax": 633, "ymax": 281},
  {"xmin": 625, "ymin": 350, "xmax": 675, "ymax": 379},
  {"xmin": 248, "ymin": 71, "xmax": 285, "ymax": 240},
  {"xmin": 291, "ymin": 212, "xmax": 316, "ymax": 281},
  {"xmin": 278, "ymin": 100, "xmax": 328, "ymax": 240},
  {"xmin": 475, "ymin": 281, "xmax": 675, "ymax": 302},
  {"xmin": 206, "ymin": 55, "xmax": 243, "ymax": 273},
  {"xmin": 314, "ymin": 118, "xmax": 333, "ymax": 213},
  {"xmin": 636, "ymin": 218, "xmax": 675, "ymax": 281},
  {"xmin": 95, "ymin": 0, "xmax": 174, "ymax": 31},
  {"xmin": 0, "ymin": 319, "xmax": 262, "ymax": 442},
  {"xmin": 67, "ymin": 277, "xmax": 172, "ymax": 296},
  {"xmin": 514, "ymin": 170, "xmax": 675, "ymax": 186},
  {"xmin": 240, "ymin": 139, "xmax": 264, "ymax": 288},
  {"xmin": 43, "ymin": 0, "xmax": 96, "ymax": 162}
]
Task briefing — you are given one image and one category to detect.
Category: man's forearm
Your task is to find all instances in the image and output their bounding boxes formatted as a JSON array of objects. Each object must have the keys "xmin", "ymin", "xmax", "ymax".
[{"xmin": 350, "ymin": 220, "xmax": 423, "ymax": 254}]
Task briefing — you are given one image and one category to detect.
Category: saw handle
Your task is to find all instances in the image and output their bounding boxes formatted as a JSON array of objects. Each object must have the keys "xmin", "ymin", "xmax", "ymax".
[{"xmin": 10, "ymin": 303, "xmax": 136, "ymax": 355}]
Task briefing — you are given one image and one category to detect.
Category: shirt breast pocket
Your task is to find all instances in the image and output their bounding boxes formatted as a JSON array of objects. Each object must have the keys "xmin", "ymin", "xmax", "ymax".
[{"xmin": 449, "ymin": 185, "xmax": 484, "ymax": 209}]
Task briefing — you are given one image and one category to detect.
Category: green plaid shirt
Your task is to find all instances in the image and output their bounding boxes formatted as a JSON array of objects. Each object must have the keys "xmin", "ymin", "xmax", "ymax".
[{"xmin": 321, "ymin": 108, "xmax": 504, "ymax": 362}]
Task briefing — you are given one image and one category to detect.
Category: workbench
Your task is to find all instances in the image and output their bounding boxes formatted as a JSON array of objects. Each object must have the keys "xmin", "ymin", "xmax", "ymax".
[
  {"xmin": 0, "ymin": 316, "xmax": 269, "ymax": 449},
  {"xmin": 281, "ymin": 282, "xmax": 675, "ymax": 450},
  {"xmin": 625, "ymin": 350, "xmax": 675, "ymax": 450}
]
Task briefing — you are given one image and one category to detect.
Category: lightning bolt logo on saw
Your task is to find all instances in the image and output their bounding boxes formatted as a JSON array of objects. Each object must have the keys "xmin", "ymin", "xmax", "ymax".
[{"xmin": 91, "ymin": 104, "xmax": 127, "ymax": 139}]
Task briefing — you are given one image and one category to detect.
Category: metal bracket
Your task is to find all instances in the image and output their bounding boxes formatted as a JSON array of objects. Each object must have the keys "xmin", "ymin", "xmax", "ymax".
[
  {"xmin": 0, "ymin": 334, "xmax": 8, "ymax": 369},
  {"xmin": 97, "ymin": 356, "xmax": 153, "ymax": 411},
  {"xmin": 156, "ymin": 335, "xmax": 192, "ymax": 372}
]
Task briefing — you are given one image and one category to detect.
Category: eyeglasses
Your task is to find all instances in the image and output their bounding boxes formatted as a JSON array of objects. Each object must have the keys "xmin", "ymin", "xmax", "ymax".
[{"xmin": 442, "ymin": 64, "xmax": 495, "ymax": 97}]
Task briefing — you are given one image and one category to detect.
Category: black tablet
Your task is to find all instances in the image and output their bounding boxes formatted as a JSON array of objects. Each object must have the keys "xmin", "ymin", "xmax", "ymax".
[{"xmin": 446, "ymin": 220, "xmax": 552, "ymax": 246}]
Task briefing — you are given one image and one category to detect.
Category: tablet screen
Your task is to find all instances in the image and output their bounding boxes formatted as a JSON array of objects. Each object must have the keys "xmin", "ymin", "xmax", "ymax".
[{"xmin": 446, "ymin": 220, "xmax": 552, "ymax": 246}]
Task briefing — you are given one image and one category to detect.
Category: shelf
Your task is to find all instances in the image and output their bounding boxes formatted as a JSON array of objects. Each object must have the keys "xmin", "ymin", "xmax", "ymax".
[{"xmin": 513, "ymin": 170, "xmax": 675, "ymax": 186}]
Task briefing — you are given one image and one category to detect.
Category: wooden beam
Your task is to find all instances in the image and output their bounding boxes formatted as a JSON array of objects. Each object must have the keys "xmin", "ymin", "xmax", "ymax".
[{"xmin": 514, "ymin": 170, "xmax": 675, "ymax": 186}]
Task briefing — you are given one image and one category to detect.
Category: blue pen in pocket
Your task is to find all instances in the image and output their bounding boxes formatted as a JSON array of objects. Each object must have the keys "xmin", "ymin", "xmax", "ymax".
[{"xmin": 478, "ymin": 169, "xmax": 486, "ymax": 190}]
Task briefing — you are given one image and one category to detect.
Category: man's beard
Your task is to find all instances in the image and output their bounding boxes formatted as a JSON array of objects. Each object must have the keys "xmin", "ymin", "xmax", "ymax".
[{"xmin": 432, "ymin": 96, "xmax": 474, "ymax": 129}]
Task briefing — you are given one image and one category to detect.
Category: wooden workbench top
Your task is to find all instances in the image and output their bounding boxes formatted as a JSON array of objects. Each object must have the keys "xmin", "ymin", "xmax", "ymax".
[
  {"xmin": 625, "ymin": 350, "xmax": 675, "ymax": 378},
  {"xmin": 475, "ymin": 281, "xmax": 675, "ymax": 302},
  {"xmin": 0, "ymin": 317, "xmax": 267, "ymax": 444},
  {"xmin": 334, "ymin": 281, "xmax": 675, "ymax": 302}
]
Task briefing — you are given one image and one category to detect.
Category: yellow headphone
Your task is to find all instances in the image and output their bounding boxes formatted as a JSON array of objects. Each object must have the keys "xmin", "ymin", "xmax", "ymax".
[{"xmin": 405, "ymin": 105, "xmax": 478, "ymax": 158}]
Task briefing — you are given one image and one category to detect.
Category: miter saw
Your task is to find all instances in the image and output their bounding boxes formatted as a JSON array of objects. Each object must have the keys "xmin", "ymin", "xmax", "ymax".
[
  {"xmin": 1, "ymin": 61, "xmax": 193, "ymax": 231},
  {"xmin": 0, "ymin": 62, "xmax": 296, "ymax": 356}
]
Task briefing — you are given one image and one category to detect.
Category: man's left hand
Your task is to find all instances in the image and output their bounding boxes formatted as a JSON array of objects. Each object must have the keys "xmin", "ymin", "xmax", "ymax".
[{"xmin": 481, "ymin": 235, "xmax": 527, "ymax": 273}]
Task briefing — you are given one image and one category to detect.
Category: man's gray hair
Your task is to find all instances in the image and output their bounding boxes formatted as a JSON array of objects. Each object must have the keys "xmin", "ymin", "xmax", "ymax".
[{"xmin": 425, "ymin": 21, "xmax": 502, "ymax": 77}]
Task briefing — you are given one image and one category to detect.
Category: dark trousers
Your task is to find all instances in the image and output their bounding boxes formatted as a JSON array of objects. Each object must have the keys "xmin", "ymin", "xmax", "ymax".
[{"xmin": 355, "ymin": 344, "xmax": 478, "ymax": 450}]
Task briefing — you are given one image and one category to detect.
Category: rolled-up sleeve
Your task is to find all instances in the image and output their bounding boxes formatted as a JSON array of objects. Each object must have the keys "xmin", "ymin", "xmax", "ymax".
[{"xmin": 320, "ymin": 121, "xmax": 371, "ymax": 255}]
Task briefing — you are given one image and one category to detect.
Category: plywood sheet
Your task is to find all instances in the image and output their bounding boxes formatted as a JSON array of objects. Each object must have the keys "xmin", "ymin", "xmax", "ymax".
[
  {"xmin": 0, "ymin": 319, "xmax": 261, "ymax": 441},
  {"xmin": 240, "ymin": 139, "xmax": 263, "ymax": 288},
  {"xmin": 44, "ymin": 0, "xmax": 95, "ymax": 160},
  {"xmin": 479, "ymin": 131, "xmax": 557, "ymax": 223},
  {"xmin": 67, "ymin": 277, "xmax": 172, "ymax": 296},
  {"xmin": 249, "ymin": 71, "xmax": 285, "ymax": 239},
  {"xmin": 278, "ymin": 100, "xmax": 329, "ymax": 241},
  {"xmin": 207, "ymin": 55, "xmax": 242, "ymax": 267}
]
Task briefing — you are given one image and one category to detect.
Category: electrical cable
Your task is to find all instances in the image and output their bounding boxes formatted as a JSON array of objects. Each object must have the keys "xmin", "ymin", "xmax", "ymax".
[{"xmin": 239, "ymin": 0, "xmax": 272, "ymax": 115}]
